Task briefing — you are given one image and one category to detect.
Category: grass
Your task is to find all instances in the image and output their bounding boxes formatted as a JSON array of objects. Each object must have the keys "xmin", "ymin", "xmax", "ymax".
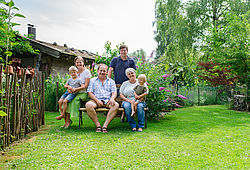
[{"xmin": 1, "ymin": 105, "xmax": 249, "ymax": 169}]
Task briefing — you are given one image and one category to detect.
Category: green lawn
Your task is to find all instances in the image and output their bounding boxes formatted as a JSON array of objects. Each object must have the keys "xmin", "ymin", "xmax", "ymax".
[{"xmin": 1, "ymin": 105, "xmax": 249, "ymax": 169}]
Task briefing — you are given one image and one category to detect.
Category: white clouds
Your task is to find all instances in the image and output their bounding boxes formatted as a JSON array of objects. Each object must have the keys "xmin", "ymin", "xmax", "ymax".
[{"xmin": 13, "ymin": 0, "xmax": 157, "ymax": 56}]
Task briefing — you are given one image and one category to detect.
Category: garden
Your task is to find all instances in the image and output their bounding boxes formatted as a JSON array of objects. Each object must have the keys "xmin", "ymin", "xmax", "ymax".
[
  {"xmin": 0, "ymin": 0, "xmax": 250, "ymax": 169},
  {"xmin": 1, "ymin": 106, "xmax": 249, "ymax": 169}
]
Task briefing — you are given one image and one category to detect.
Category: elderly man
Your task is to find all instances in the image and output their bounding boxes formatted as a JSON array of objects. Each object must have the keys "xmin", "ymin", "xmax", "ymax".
[{"xmin": 86, "ymin": 64, "xmax": 119, "ymax": 133}]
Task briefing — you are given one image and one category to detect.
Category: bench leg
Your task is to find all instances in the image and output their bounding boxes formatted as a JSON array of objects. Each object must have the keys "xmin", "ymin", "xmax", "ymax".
[
  {"xmin": 79, "ymin": 110, "xmax": 82, "ymax": 129},
  {"xmin": 81, "ymin": 113, "xmax": 83, "ymax": 125}
]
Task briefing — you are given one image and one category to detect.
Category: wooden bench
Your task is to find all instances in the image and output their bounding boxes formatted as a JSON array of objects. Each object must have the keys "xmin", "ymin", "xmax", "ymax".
[{"xmin": 78, "ymin": 107, "xmax": 148, "ymax": 129}]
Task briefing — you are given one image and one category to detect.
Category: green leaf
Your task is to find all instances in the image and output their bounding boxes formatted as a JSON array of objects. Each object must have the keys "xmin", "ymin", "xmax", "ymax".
[
  {"xmin": 0, "ymin": 110, "xmax": 7, "ymax": 116},
  {"xmin": 12, "ymin": 6, "xmax": 19, "ymax": 11},
  {"xmin": 11, "ymin": 22, "xmax": 20, "ymax": 27},
  {"xmin": 8, "ymin": 0, "xmax": 14, "ymax": 7},
  {"xmin": 4, "ymin": 51, "xmax": 12, "ymax": 57},
  {"xmin": 0, "ymin": 0, "xmax": 7, "ymax": 5},
  {"xmin": 14, "ymin": 13, "xmax": 25, "ymax": 18},
  {"xmin": 0, "ymin": 8, "xmax": 7, "ymax": 14},
  {"xmin": 10, "ymin": 42, "xmax": 19, "ymax": 46}
]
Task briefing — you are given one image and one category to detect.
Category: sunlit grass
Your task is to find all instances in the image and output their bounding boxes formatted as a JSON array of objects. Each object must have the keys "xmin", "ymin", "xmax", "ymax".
[{"xmin": 1, "ymin": 105, "xmax": 249, "ymax": 169}]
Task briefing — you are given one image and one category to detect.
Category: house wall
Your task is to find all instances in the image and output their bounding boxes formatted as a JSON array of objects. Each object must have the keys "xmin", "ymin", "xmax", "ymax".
[
  {"xmin": 18, "ymin": 55, "xmax": 35, "ymax": 68},
  {"xmin": 50, "ymin": 57, "xmax": 74, "ymax": 76},
  {"xmin": 17, "ymin": 53, "xmax": 94, "ymax": 78}
]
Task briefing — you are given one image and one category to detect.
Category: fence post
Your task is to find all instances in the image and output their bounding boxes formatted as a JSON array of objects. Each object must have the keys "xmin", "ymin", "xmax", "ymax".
[
  {"xmin": 56, "ymin": 81, "xmax": 59, "ymax": 111},
  {"xmin": 7, "ymin": 72, "xmax": 14, "ymax": 144},
  {"xmin": 12, "ymin": 71, "xmax": 17, "ymax": 137},
  {"xmin": 198, "ymin": 85, "xmax": 200, "ymax": 106},
  {"xmin": 0, "ymin": 64, "xmax": 2, "ymax": 147},
  {"xmin": 42, "ymin": 72, "xmax": 45, "ymax": 125},
  {"xmin": 216, "ymin": 87, "xmax": 218, "ymax": 104},
  {"xmin": 16, "ymin": 69, "xmax": 26, "ymax": 139}
]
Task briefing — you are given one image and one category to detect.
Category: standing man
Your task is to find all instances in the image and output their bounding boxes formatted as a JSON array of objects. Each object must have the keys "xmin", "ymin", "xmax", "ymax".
[
  {"xmin": 86, "ymin": 64, "xmax": 119, "ymax": 133},
  {"xmin": 108, "ymin": 45, "xmax": 136, "ymax": 90},
  {"xmin": 108, "ymin": 45, "xmax": 136, "ymax": 121}
]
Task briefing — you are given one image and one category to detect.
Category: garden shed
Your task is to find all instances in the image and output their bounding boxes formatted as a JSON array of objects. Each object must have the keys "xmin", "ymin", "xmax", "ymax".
[{"xmin": 16, "ymin": 36, "xmax": 96, "ymax": 77}]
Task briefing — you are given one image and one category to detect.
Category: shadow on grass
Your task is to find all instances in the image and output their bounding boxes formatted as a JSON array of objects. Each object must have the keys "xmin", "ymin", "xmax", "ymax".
[{"xmin": 46, "ymin": 105, "xmax": 249, "ymax": 137}]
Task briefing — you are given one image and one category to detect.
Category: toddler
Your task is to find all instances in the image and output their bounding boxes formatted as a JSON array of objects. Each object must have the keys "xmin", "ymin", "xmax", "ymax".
[{"xmin": 131, "ymin": 74, "xmax": 148, "ymax": 116}]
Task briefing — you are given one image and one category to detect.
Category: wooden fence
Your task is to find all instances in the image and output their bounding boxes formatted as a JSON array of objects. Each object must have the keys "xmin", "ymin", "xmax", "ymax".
[{"xmin": 0, "ymin": 64, "xmax": 45, "ymax": 149}]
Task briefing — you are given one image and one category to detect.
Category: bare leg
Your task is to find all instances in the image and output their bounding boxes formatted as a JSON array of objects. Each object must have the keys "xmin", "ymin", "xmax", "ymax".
[
  {"xmin": 58, "ymin": 99, "xmax": 63, "ymax": 114},
  {"xmin": 120, "ymin": 111, "xmax": 125, "ymax": 122},
  {"xmin": 131, "ymin": 100, "xmax": 135, "ymax": 117},
  {"xmin": 64, "ymin": 112, "xmax": 71, "ymax": 127},
  {"xmin": 134, "ymin": 101, "xmax": 138, "ymax": 114},
  {"xmin": 56, "ymin": 99, "xmax": 68, "ymax": 120},
  {"xmin": 85, "ymin": 100, "xmax": 101, "ymax": 127},
  {"xmin": 103, "ymin": 102, "xmax": 119, "ymax": 128}
]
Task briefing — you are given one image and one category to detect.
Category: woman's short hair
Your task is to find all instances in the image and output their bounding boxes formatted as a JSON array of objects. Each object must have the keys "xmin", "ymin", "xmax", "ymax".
[
  {"xmin": 69, "ymin": 66, "xmax": 78, "ymax": 73},
  {"xmin": 125, "ymin": 68, "xmax": 136, "ymax": 77},
  {"xmin": 74, "ymin": 56, "xmax": 84, "ymax": 63}
]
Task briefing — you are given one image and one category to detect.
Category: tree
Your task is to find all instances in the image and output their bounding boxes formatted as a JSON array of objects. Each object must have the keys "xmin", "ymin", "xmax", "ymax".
[
  {"xmin": 204, "ymin": 12, "xmax": 249, "ymax": 85},
  {"xmin": 153, "ymin": 0, "xmax": 249, "ymax": 86},
  {"xmin": 153, "ymin": 0, "xmax": 201, "ymax": 85},
  {"xmin": 0, "ymin": 0, "xmax": 38, "ymax": 65},
  {"xmin": 198, "ymin": 61, "xmax": 238, "ymax": 87},
  {"xmin": 95, "ymin": 41, "xmax": 122, "ymax": 66},
  {"xmin": 129, "ymin": 49, "xmax": 146, "ymax": 64}
]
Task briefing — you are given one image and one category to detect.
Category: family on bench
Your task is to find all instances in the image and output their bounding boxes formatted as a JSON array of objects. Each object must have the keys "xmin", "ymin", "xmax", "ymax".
[{"xmin": 56, "ymin": 45, "xmax": 148, "ymax": 133}]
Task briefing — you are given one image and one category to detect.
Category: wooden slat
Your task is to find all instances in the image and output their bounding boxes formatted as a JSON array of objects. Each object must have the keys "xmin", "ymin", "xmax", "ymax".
[{"xmin": 79, "ymin": 107, "xmax": 148, "ymax": 112}]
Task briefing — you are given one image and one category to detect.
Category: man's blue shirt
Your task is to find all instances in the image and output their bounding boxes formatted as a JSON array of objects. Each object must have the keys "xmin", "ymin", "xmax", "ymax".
[{"xmin": 110, "ymin": 56, "xmax": 136, "ymax": 85}]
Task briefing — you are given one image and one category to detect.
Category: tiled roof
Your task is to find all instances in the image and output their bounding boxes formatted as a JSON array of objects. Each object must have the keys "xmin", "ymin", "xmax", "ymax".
[
  {"xmin": 29, "ymin": 39, "xmax": 96, "ymax": 60},
  {"xmin": 19, "ymin": 35, "xmax": 96, "ymax": 60}
]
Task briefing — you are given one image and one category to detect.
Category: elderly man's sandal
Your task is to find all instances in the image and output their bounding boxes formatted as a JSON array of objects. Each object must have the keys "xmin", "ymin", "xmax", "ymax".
[{"xmin": 96, "ymin": 126, "xmax": 102, "ymax": 132}]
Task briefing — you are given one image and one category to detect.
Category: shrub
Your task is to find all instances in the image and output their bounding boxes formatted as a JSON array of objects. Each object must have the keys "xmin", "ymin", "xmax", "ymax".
[
  {"xmin": 45, "ymin": 73, "xmax": 69, "ymax": 111},
  {"xmin": 136, "ymin": 60, "xmax": 187, "ymax": 118}
]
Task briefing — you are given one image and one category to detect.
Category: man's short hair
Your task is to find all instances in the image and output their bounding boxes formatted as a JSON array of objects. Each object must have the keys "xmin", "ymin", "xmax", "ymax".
[
  {"xmin": 69, "ymin": 66, "xmax": 78, "ymax": 73},
  {"xmin": 119, "ymin": 45, "xmax": 128, "ymax": 51},
  {"xmin": 97, "ymin": 63, "xmax": 108, "ymax": 71},
  {"xmin": 125, "ymin": 68, "xmax": 136, "ymax": 77},
  {"xmin": 138, "ymin": 74, "xmax": 147, "ymax": 81}
]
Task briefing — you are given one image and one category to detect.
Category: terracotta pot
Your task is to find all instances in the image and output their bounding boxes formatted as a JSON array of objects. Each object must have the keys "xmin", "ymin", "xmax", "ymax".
[
  {"xmin": 25, "ymin": 69, "xmax": 32, "ymax": 78},
  {"xmin": 17, "ymin": 67, "xmax": 23, "ymax": 77},
  {"xmin": 29, "ymin": 68, "xmax": 35, "ymax": 78},
  {"xmin": 4, "ymin": 65, "xmax": 14, "ymax": 75}
]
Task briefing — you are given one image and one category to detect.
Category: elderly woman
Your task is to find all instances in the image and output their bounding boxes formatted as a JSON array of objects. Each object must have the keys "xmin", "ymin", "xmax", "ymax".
[
  {"xmin": 62, "ymin": 56, "xmax": 91, "ymax": 128},
  {"xmin": 119, "ymin": 68, "xmax": 148, "ymax": 132}
]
